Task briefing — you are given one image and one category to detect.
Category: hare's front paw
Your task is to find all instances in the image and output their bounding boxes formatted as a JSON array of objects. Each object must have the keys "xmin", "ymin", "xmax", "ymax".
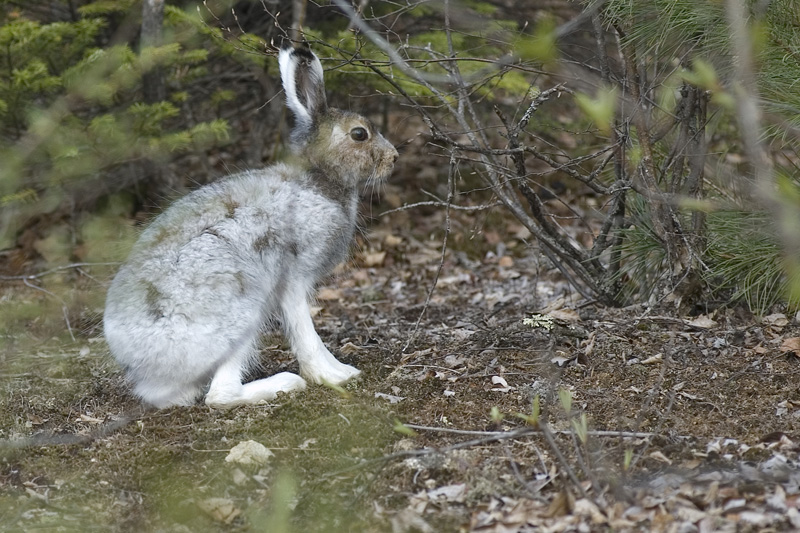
[{"xmin": 301, "ymin": 355, "xmax": 361, "ymax": 386}]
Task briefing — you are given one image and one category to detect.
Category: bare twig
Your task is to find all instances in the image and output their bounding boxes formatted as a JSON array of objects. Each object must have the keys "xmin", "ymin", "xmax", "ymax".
[
  {"xmin": 22, "ymin": 278, "xmax": 75, "ymax": 342},
  {"xmin": 0, "ymin": 262, "xmax": 119, "ymax": 281},
  {"xmin": 404, "ymin": 424, "xmax": 661, "ymax": 440},
  {"xmin": 0, "ymin": 410, "xmax": 144, "ymax": 450},
  {"xmin": 402, "ymin": 152, "xmax": 456, "ymax": 352},
  {"xmin": 379, "ymin": 200, "xmax": 502, "ymax": 217}
]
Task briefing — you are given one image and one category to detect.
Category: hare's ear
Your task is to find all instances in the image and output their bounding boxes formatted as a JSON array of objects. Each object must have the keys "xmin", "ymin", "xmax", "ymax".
[{"xmin": 279, "ymin": 45, "xmax": 328, "ymax": 137}]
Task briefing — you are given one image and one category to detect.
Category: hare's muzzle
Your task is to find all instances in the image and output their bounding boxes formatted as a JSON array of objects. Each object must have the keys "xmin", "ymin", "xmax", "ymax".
[{"xmin": 377, "ymin": 135, "xmax": 399, "ymax": 180}]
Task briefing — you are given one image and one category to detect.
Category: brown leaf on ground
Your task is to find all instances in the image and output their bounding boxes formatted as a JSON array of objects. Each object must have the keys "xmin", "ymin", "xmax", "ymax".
[{"xmin": 780, "ymin": 336, "xmax": 800, "ymax": 354}]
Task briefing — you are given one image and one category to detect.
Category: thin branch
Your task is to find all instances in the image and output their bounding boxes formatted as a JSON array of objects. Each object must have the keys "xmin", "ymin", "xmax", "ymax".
[
  {"xmin": 402, "ymin": 152, "xmax": 457, "ymax": 352},
  {"xmin": 0, "ymin": 410, "xmax": 143, "ymax": 450},
  {"xmin": 404, "ymin": 424, "xmax": 661, "ymax": 439},
  {"xmin": 0, "ymin": 262, "xmax": 119, "ymax": 281},
  {"xmin": 379, "ymin": 200, "xmax": 502, "ymax": 217},
  {"xmin": 22, "ymin": 278, "xmax": 75, "ymax": 342}
]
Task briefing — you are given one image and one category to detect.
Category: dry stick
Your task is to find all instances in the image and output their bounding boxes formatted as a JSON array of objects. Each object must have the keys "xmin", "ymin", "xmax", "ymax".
[
  {"xmin": 446, "ymin": 9, "xmax": 602, "ymax": 298},
  {"xmin": 0, "ymin": 262, "xmax": 119, "ymax": 281},
  {"xmin": 330, "ymin": 0, "xmax": 453, "ymax": 85},
  {"xmin": 0, "ymin": 410, "xmax": 144, "ymax": 450},
  {"xmin": 402, "ymin": 153, "xmax": 456, "ymax": 352},
  {"xmin": 2, "ymin": 262, "xmax": 118, "ymax": 341},
  {"xmin": 502, "ymin": 443, "xmax": 551, "ymax": 501},
  {"xmin": 404, "ymin": 424, "xmax": 660, "ymax": 440},
  {"xmin": 538, "ymin": 422, "xmax": 590, "ymax": 501},
  {"xmin": 343, "ymin": 0, "xmax": 607, "ymax": 299},
  {"xmin": 318, "ymin": 426, "xmax": 537, "ymax": 480},
  {"xmin": 524, "ymin": 145, "xmax": 610, "ymax": 195},
  {"xmin": 21, "ymin": 278, "xmax": 75, "ymax": 342},
  {"xmin": 615, "ymin": 28, "xmax": 696, "ymax": 274},
  {"xmin": 494, "ymin": 103, "xmax": 606, "ymax": 301},
  {"xmin": 588, "ymin": 10, "xmax": 629, "ymax": 275},
  {"xmin": 379, "ymin": 200, "xmax": 502, "ymax": 217},
  {"xmin": 317, "ymin": 422, "xmax": 681, "ymax": 487}
]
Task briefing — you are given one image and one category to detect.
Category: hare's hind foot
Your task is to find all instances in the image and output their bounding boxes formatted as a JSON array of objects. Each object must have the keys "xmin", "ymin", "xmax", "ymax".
[
  {"xmin": 205, "ymin": 366, "xmax": 307, "ymax": 409},
  {"xmin": 300, "ymin": 354, "xmax": 361, "ymax": 386}
]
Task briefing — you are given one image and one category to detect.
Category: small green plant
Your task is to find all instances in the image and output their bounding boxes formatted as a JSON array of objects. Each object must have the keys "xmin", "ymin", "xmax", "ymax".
[
  {"xmin": 490, "ymin": 406, "xmax": 504, "ymax": 424},
  {"xmin": 321, "ymin": 379, "xmax": 351, "ymax": 399},
  {"xmin": 623, "ymin": 448, "xmax": 634, "ymax": 471},
  {"xmin": 0, "ymin": 4, "xmax": 238, "ymax": 248},
  {"xmin": 392, "ymin": 419, "xmax": 417, "ymax": 437},
  {"xmin": 259, "ymin": 471, "xmax": 298, "ymax": 533},
  {"xmin": 571, "ymin": 413, "xmax": 589, "ymax": 444},
  {"xmin": 558, "ymin": 387, "xmax": 573, "ymax": 416},
  {"xmin": 516, "ymin": 394, "xmax": 540, "ymax": 427}
]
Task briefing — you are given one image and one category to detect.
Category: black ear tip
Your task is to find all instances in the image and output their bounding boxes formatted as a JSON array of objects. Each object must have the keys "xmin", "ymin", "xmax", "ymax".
[
  {"xmin": 279, "ymin": 40, "xmax": 313, "ymax": 53},
  {"xmin": 292, "ymin": 46, "xmax": 316, "ymax": 61}
]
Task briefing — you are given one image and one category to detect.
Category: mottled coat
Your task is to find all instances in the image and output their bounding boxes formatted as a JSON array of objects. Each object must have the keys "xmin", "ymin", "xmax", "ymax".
[{"xmin": 104, "ymin": 46, "xmax": 398, "ymax": 408}]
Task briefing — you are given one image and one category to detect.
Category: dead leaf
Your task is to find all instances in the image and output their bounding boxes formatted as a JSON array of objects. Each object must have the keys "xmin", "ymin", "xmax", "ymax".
[
  {"xmin": 574, "ymin": 498, "xmax": 607, "ymax": 524},
  {"xmin": 551, "ymin": 353, "xmax": 573, "ymax": 367},
  {"xmin": 317, "ymin": 288, "xmax": 342, "ymax": 300},
  {"xmin": 375, "ymin": 392, "xmax": 405, "ymax": 404},
  {"xmin": 298, "ymin": 438, "xmax": 317, "ymax": 450},
  {"xmin": 363, "ymin": 251, "xmax": 386, "ymax": 267},
  {"xmin": 550, "ymin": 308, "xmax": 580, "ymax": 322},
  {"xmin": 384, "ymin": 234, "xmax": 403, "ymax": 247},
  {"xmin": 763, "ymin": 313, "xmax": 789, "ymax": 328},
  {"xmin": 649, "ymin": 451, "xmax": 672, "ymax": 465},
  {"xmin": 198, "ymin": 498, "xmax": 241, "ymax": 524},
  {"xmin": 688, "ymin": 315, "xmax": 717, "ymax": 329},
  {"xmin": 428, "ymin": 483, "xmax": 467, "ymax": 503},
  {"xmin": 391, "ymin": 507, "xmax": 433, "ymax": 533},
  {"xmin": 491, "ymin": 375, "xmax": 513, "ymax": 392},
  {"xmin": 545, "ymin": 490, "xmax": 575, "ymax": 518},
  {"xmin": 483, "ymin": 230, "xmax": 502, "ymax": 246},
  {"xmin": 340, "ymin": 342, "xmax": 366, "ymax": 355},
  {"xmin": 498, "ymin": 256, "xmax": 514, "ymax": 268},
  {"xmin": 641, "ymin": 353, "xmax": 663, "ymax": 365},
  {"xmin": 225, "ymin": 440, "xmax": 274, "ymax": 466},
  {"xmin": 780, "ymin": 337, "xmax": 800, "ymax": 354},
  {"xmin": 26, "ymin": 414, "xmax": 46, "ymax": 426}
]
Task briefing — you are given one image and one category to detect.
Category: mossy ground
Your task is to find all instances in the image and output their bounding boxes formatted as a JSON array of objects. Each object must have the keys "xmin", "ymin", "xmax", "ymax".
[{"xmin": 3, "ymin": 208, "xmax": 800, "ymax": 532}]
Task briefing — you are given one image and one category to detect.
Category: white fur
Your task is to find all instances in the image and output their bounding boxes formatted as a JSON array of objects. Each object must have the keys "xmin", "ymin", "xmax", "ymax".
[
  {"xmin": 278, "ymin": 48, "xmax": 311, "ymax": 127},
  {"xmin": 278, "ymin": 47, "xmax": 325, "ymax": 132},
  {"xmin": 105, "ymin": 168, "xmax": 358, "ymax": 408},
  {"xmin": 104, "ymin": 47, "xmax": 397, "ymax": 407},
  {"xmin": 104, "ymin": 46, "xmax": 397, "ymax": 409}
]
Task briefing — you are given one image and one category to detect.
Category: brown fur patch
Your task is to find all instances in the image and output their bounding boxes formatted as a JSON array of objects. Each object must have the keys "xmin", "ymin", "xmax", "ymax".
[
  {"xmin": 223, "ymin": 198, "xmax": 239, "ymax": 218},
  {"xmin": 253, "ymin": 229, "xmax": 278, "ymax": 252},
  {"xmin": 144, "ymin": 281, "xmax": 165, "ymax": 319},
  {"xmin": 234, "ymin": 272, "xmax": 247, "ymax": 294},
  {"xmin": 307, "ymin": 168, "xmax": 353, "ymax": 208}
]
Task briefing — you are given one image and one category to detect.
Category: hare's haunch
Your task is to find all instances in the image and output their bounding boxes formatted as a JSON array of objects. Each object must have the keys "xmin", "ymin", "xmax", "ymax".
[{"xmin": 104, "ymin": 45, "xmax": 398, "ymax": 408}]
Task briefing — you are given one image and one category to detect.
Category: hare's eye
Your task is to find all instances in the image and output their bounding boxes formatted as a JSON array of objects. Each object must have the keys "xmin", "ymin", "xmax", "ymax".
[{"xmin": 350, "ymin": 127, "xmax": 369, "ymax": 142}]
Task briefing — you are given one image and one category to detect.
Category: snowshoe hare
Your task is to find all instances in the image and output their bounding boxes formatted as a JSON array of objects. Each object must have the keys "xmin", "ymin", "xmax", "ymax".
[{"xmin": 104, "ymin": 45, "xmax": 398, "ymax": 408}]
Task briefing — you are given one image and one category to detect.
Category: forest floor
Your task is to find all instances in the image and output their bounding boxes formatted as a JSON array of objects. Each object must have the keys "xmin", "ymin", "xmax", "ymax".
[{"xmin": 3, "ymin": 174, "xmax": 800, "ymax": 532}]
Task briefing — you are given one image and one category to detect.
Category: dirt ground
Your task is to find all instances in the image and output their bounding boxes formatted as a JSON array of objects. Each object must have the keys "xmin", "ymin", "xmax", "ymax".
[{"xmin": 3, "ymin": 197, "xmax": 800, "ymax": 533}]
